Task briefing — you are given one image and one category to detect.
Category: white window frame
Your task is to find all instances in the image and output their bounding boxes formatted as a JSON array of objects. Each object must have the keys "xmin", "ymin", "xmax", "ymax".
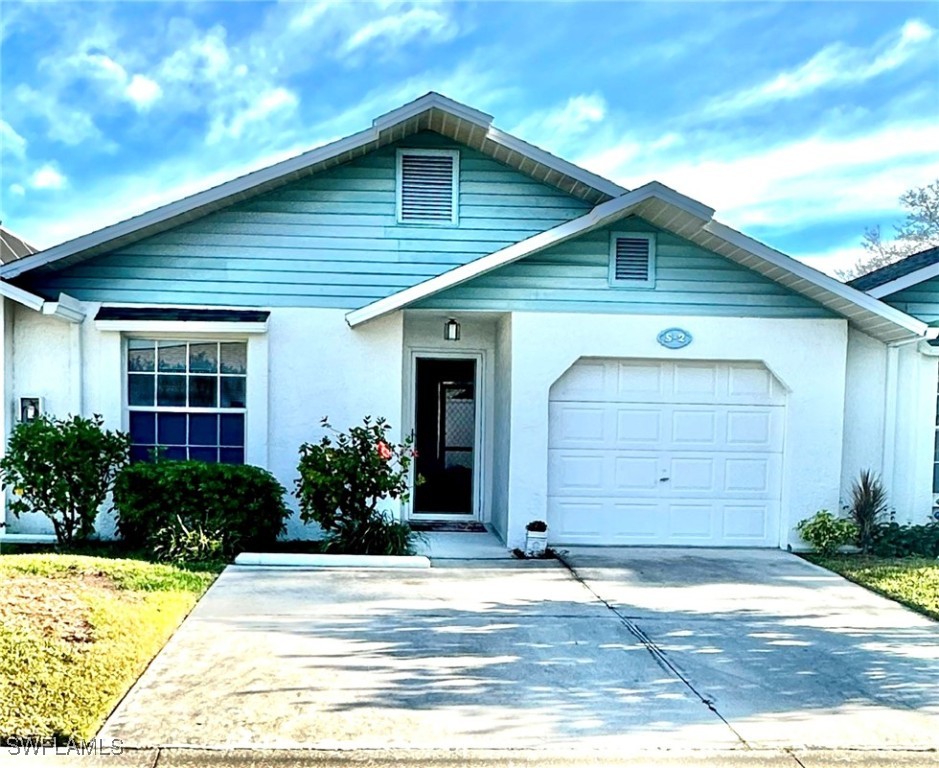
[
  {"xmin": 120, "ymin": 332, "xmax": 269, "ymax": 469},
  {"xmin": 396, "ymin": 148, "xmax": 460, "ymax": 226},
  {"xmin": 608, "ymin": 231, "xmax": 656, "ymax": 288}
]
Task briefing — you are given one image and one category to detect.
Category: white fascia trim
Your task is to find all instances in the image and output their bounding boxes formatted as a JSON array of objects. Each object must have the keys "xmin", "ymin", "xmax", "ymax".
[
  {"xmin": 0, "ymin": 280, "xmax": 45, "ymax": 311},
  {"xmin": 703, "ymin": 220, "xmax": 930, "ymax": 337},
  {"xmin": 0, "ymin": 125, "xmax": 379, "ymax": 280},
  {"xmin": 95, "ymin": 319, "xmax": 268, "ymax": 334},
  {"xmin": 0, "ymin": 283, "xmax": 85, "ymax": 323},
  {"xmin": 868, "ymin": 262, "xmax": 939, "ymax": 298},
  {"xmin": 347, "ymin": 181, "xmax": 713, "ymax": 327},
  {"xmin": 486, "ymin": 127, "xmax": 627, "ymax": 199},
  {"xmin": 41, "ymin": 293, "xmax": 86, "ymax": 323}
]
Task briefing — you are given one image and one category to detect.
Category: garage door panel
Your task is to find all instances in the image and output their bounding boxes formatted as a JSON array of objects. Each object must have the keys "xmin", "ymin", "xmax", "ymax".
[
  {"xmin": 668, "ymin": 457, "xmax": 715, "ymax": 491},
  {"xmin": 722, "ymin": 504, "xmax": 773, "ymax": 540},
  {"xmin": 613, "ymin": 456, "xmax": 660, "ymax": 491},
  {"xmin": 548, "ymin": 358, "xmax": 786, "ymax": 547},
  {"xmin": 615, "ymin": 408, "xmax": 662, "ymax": 445},
  {"xmin": 726, "ymin": 409, "xmax": 784, "ymax": 450},
  {"xmin": 668, "ymin": 504, "xmax": 714, "ymax": 539}
]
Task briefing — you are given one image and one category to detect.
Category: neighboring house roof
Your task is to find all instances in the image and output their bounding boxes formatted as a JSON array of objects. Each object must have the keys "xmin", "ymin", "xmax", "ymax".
[
  {"xmin": 0, "ymin": 226, "xmax": 38, "ymax": 264},
  {"xmin": 849, "ymin": 245, "xmax": 939, "ymax": 298},
  {"xmin": 0, "ymin": 93, "xmax": 625, "ymax": 281},
  {"xmin": 0, "ymin": 93, "xmax": 930, "ymax": 344}
]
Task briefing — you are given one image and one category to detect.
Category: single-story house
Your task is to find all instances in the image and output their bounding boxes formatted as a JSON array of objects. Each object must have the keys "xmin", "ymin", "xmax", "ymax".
[{"xmin": 2, "ymin": 93, "xmax": 937, "ymax": 550}]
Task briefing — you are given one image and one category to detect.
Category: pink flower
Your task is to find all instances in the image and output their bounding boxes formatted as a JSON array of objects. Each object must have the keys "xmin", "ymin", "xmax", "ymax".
[{"xmin": 377, "ymin": 441, "xmax": 392, "ymax": 460}]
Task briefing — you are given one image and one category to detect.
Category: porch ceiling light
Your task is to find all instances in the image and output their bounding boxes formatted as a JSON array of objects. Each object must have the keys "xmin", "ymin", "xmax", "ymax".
[{"xmin": 444, "ymin": 318, "xmax": 461, "ymax": 342}]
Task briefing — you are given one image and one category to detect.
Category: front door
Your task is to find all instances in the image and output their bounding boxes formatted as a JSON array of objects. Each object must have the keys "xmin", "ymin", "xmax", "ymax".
[{"xmin": 413, "ymin": 357, "xmax": 477, "ymax": 517}]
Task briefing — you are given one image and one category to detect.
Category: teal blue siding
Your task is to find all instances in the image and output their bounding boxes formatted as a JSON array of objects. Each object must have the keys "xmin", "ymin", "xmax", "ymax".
[
  {"xmin": 415, "ymin": 219, "xmax": 835, "ymax": 318},
  {"xmin": 22, "ymin": 132, "xmax": 591, "ymax": 307},
  {"xmin": 882, "ymin": 279, "xmax": 939, "ymax": 324}
]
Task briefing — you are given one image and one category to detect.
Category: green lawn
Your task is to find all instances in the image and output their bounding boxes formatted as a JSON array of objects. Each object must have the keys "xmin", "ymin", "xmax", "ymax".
[
  {"xmin": 805, "ymin": 554, "xmax": 939, "ymax": 621},
  {"xmin": 0, "ymin": 553, "xmax": 221, "ymax": 740}
]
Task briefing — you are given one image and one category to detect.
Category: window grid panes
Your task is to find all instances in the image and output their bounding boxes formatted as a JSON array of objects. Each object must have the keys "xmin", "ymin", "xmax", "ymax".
[{"xmin": 127, "ymin": 339, "xmax": 247, "ymax": 464}]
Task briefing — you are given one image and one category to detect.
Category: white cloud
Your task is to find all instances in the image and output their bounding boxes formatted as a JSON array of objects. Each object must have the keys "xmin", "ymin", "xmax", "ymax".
[
  {"xmin": 511, "ymin": 93, "xmax": 608, "ymax": 151},
  {"xmin": 29, "ymin": 164, "xmax": 67, "ymax": 190},
  {"xmin": 705, "ymin": 18, "xmax": 936, "ymax": 117},
  {"xmin": 0, "ymin": 120, "xmax": 27, "ymax": 157},
  {"xmin": 14, "ymin": 85, "xmax": 101, "ymax": 146},
  {"xmin": 341, "ymin": 5, "xmax": 459, "ymax": 54},
  {"xmin": 125, "ymin": 74, "xmax": 162, "ymax": 108},
  {"xmin": 9, "ymin": 184, "xmax": 26, "ymax": 197},
  {"xmin": 206, "ymin": 87, "xmax": 299, "ymax": 144},
  {"xmin": 579, "ymin": 120, "xmax": 939, "ymax": 237}
]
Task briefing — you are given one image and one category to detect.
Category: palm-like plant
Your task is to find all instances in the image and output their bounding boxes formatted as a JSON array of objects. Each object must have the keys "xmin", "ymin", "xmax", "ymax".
[{"xmin": 848, "ymin": 470, "xmax": 889, "ymax": 553}]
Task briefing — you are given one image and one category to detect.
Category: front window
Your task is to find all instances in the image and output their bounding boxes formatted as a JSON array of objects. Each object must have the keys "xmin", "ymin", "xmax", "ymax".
[{"xmin": 126, "ymin": 339, "xmax": 247, "ymax": 463}]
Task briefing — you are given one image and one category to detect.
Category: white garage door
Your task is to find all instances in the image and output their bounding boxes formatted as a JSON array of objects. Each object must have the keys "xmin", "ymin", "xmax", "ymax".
[{"xmin": 548, "ymin": 359, "xmax": 785, "ymax": 546}]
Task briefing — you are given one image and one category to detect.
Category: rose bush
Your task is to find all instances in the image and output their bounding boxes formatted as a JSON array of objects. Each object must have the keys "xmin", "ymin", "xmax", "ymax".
[{"xmin": 295, "ymin": 416, "xmax": 419, "ymax": 555}]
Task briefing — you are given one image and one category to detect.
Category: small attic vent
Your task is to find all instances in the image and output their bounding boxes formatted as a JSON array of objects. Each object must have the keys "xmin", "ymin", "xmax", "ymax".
[
  {"xmin": 397, "ymin": 149, "xmax": 459, "ymax": 225},
  {"xmin": 610, "ymin": 233, "xmax": 656, "ymax": 287}
]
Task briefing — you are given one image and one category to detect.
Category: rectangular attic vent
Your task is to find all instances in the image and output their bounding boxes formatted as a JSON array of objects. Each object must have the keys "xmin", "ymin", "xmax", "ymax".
[
  {"xmin": 610, "ymin": 233, "xmax": 655, "ymax": 286},
  {"xmin": 397, "ymin": 149, "xmax": 459, "ymax": 225}
]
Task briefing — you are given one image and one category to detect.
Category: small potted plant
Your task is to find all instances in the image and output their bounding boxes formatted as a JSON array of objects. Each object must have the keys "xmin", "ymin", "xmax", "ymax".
[{"xmin": 525, "ymin": 520, "xmax": 548, "ymax": 557}]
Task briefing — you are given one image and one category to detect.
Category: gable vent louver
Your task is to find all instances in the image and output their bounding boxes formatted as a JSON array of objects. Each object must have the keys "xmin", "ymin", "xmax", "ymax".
[
  {"xmin": 613, "ymin": 237, "xmax": 652, "ymax": 281},
  {"xmin": 399, "ymin": 152, "xmax": 457, "ymax": 224}
]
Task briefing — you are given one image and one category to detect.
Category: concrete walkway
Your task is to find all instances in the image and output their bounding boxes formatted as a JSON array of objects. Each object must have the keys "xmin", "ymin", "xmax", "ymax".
[{"xmin": 96, "ymin": 547, "xmax": 939, "ymax": 763}]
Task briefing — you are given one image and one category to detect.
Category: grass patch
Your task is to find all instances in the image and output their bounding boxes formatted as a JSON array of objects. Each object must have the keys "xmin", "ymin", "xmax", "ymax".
[
  {"xmin": 0, "ymin": 553, "xmax": 221, "ymax": 740},
  {"xmin": 804, "ymin": 554, "xmax": 939, "ymax": 621}
]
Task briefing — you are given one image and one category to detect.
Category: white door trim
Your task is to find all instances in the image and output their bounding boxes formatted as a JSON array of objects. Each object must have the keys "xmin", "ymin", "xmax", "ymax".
[{"xmin": 405, "ymin": 349, "xmax": 485, "ymax": 521}]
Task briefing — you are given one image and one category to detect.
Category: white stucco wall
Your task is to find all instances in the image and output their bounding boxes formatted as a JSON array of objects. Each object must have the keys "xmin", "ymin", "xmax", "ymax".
[
  {"xmin": 503, "ymin": 312, "xmax": 850, "ymax": 550},
  {"xmin": 490, "ymin": 314, "xmax": 512, "ymax": 543},
  {"xmin": 887, "ymin": 344, "xmax": 937, "ymax": 524},
  {"xmin": 841, "ymin": 329, "xmax": 887, "ymax": 502},
  {"xmin": 269, "ymin": 308, "xmax": 404, "ymax": 539}
]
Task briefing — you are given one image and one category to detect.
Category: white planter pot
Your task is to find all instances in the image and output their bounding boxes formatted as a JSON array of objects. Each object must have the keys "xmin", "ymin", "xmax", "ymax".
[{"xmin": 525, "ymin": 530, "xmax": 548, "ymax": 557}]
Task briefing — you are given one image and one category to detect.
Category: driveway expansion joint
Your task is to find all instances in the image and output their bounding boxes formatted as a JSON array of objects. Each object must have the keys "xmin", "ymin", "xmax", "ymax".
[{"xmin": 553, "ymin": 551, "xmax": 750, "ymax": 750}]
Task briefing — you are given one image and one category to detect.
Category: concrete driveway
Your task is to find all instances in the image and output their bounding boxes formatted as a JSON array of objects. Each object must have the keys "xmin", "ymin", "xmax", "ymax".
[{"xmin": 100, "ymin": 548, "xmax": 939, "ymax": 758}]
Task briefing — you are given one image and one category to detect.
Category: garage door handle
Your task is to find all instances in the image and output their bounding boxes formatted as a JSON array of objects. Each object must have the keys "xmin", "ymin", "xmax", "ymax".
[{"xmin": 659, "ymin": 476, "xmax": 670, "ymax": 482}]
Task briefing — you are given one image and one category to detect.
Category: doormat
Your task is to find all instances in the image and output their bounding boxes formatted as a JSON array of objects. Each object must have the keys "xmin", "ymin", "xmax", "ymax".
[{"xmin": 409, "ymin": 521, "xmax": 488, "ymax": 533}]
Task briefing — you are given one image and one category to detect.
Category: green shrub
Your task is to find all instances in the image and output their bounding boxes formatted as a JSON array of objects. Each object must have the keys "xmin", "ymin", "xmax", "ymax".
[
  {"xmin": 153, "ymin": 516, "xmax": 226, "ymax": 564},
  {"xmin": 796, "ymin": 510, "xmax": 858, "ymax": 555},
  {"xmin": 847, "ymin": 469, "xmax": 889, "ymax": 553},
  {"xmin": 0, "ymin": 414, "xmax": 129, "ymax": 544},
  {"xmin": 296, "ymin": 416, "xmax": 418, "ymax": 555},
  {"xmin": 113, "ymin": 461, "xmax": 288, "ymax": 558},
  {"xmin": 871, "ymin": 520, "xmax": 939, "ymax": 558}
]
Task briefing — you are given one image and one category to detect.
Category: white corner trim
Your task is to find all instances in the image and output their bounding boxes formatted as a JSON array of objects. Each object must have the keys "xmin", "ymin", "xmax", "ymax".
[
  {"xmin": 868, "ymin": 262, "xmax": 939, "ymax": 298},
  {"xmin": 0, "ymin": 280, "xmax": 45, "ymax": 311},
  {"xmin": 94, "ymin": 319, "xmax": 269, "ymax": 334},
  {"xmin": 702, "ymin": 220, "xmax": 930, "ymax": 338},
  {"xmin": 346, "ymin": 181, "xmax": 713, "ymax": 327}
]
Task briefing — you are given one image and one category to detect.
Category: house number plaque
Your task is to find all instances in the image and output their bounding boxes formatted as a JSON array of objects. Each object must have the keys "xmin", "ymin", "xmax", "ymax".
[{"xmin": 657, "ymin": 328, "xmax": 693, "ymax": 349}]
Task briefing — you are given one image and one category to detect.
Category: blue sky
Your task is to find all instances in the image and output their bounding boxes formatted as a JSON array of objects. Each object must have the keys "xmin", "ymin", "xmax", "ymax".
[{"xmin": 1, "ymin": 1, "xmax": 937, "ymax": 275}]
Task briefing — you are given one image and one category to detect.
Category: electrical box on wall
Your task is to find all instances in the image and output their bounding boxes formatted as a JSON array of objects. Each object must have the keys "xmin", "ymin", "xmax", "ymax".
[{"xmin": 18, "ymin": 397, "xmax": 42, "ymax": 423}]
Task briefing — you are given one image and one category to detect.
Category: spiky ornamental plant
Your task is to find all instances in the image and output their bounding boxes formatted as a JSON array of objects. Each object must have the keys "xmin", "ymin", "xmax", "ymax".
[{"xmin": 848, "ymin": 469, "xmax": 890, "ymax": 553}]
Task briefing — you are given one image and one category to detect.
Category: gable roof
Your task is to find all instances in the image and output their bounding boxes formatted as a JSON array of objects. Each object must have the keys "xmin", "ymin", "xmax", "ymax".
[
  {"xmin": 849, "ymin": 245, "xmax": 939, "ymax": 297},
  {"xmin": 348, "ymin": 181, "xmax": 931, "ymax": 344},
  {"xmin": 0, "ymin": 93, "xmax": 625, "ymax": 281}
]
